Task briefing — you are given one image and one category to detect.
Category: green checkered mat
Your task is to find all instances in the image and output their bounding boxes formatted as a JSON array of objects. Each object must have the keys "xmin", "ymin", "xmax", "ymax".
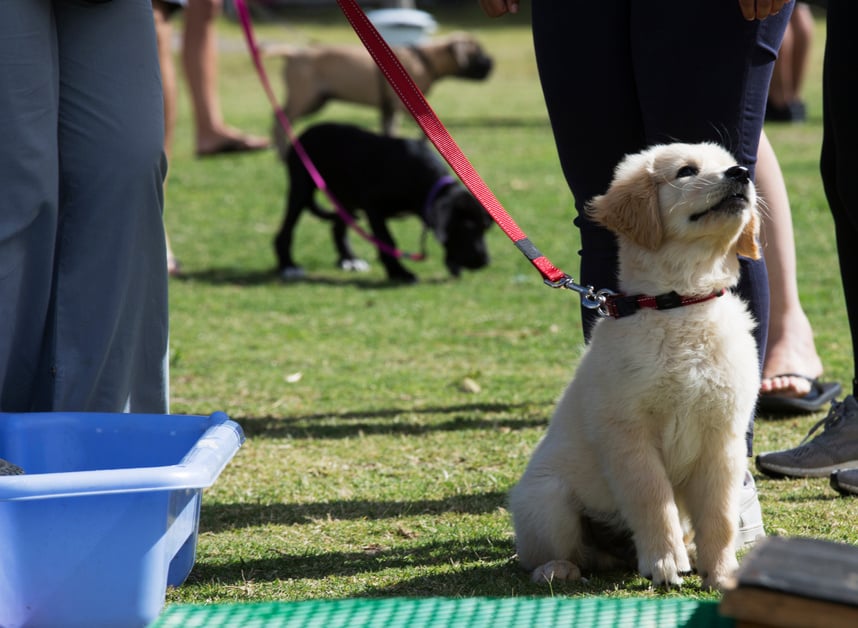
[{"xmin": 152, "ymin": 597, "xmax": 733, "ymax": 628}]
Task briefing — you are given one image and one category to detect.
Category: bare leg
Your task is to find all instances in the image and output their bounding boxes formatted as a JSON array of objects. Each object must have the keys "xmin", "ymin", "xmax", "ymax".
[
  {"xmin": 153, "ymin": 0, "xmax": 181, "ymax": 276},
  {"xmin": 757, "ymin": 130, "xmax": 823, "ymax": 396},
  {"xmin": 182, "ymin": 0, "xmax": 268, "ymax": 156}
]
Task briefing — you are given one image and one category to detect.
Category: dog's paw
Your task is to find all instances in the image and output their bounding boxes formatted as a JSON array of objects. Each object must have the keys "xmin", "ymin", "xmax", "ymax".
[
  {"xmin": 640, "ymin": 556, "xmax": 685, "ymax": 589},
  {"xmin": 338, "ymin": 258, "xmax": 370, "ymax": 273},
  {"xmin": 280, "ymin": 266, "xmax": 307, "ymax": 281},
  {"xmin": 699, "ymin": 554, "xmax": 739, "ymax": 591},
  {"xmin": 530, "ymin": 560, "xmax": 582, "ymax": 584}
]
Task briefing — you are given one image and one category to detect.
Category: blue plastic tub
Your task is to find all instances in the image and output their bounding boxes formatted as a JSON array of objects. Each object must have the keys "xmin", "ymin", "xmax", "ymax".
[{"xmin": 0, "ymin": 411, "xmax": 244, "ymax": 628}]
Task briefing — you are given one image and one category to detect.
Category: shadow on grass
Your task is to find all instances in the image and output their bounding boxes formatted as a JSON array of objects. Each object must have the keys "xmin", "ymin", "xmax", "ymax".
[
  {"xmin": 176, "ymin": 266, "xmax": 455, "ymax": 289},
  {"xmin": 201, "ymin": 490, "xmax": 508, "ymax": 532},
  {"xmin": 234, "ymin": 401, "xmax": 549, "ymax": 439},
  {"xmin": 183, "ymin": 533, "xmax": 652, "ymax": 598},
  {"xmin": 185, "ymin": 534, "xmax": 518, "ymax": 585}
]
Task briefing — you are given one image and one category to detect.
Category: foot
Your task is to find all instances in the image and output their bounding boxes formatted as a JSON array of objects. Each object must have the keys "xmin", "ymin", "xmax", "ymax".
[
  {"xmin": 196, "ymin": 128, "xmax": 270, "ymax": 157},
  {"xmin": 760, "ymin": 374, "xmax": 814, "ymax": 398},
  {"xmin": 757, "ymin": 374, "xmax": 841, "ymax": 415},
  {"xmin": 762, "ymin": 314, "xmax": 824, "ymax": 397},
  {"xmin": 756, "ymin": 396, "xmax": 858, "ymax": 478},
  {"xmin": 530, "ymin": 560, "xmax": 581, "ymax": 584}
]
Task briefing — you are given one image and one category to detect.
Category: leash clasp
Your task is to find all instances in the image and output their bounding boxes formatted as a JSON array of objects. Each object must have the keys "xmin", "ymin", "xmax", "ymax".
[{"xmin": 544, "ymin": 275, "xmax": 617, "ymax": 314}]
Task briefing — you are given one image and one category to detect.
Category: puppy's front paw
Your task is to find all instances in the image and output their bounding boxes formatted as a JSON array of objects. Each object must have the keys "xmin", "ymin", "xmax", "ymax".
[
  {"xmin": 699, "ymin": 554, "xmax": 739, "ymax": 591},
  {"xmin": 640, "ymin": 556, "xmax": 684, "ymax": 589},
  {"xmin": 530, "ymin": 560, "xmax": 582, "ymax": 584}
]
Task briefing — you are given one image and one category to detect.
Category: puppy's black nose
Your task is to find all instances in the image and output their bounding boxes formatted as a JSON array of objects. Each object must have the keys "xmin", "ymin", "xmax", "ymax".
[{"xmin": 725, "ymin": 165, "xmax": 750, "ymax": 183}]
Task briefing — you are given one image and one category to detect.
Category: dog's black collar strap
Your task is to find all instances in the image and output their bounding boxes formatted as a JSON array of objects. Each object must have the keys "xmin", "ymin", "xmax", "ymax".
[{"xmin": 602, "ymin": 288, "xmax": 726, "ymax": 319}]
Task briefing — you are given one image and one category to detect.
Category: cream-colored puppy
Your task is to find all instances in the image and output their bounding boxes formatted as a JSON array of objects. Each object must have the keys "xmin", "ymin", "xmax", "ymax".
[{"xmin": 510, "ymin": 142, "xmax": 761, "ymax": 590}]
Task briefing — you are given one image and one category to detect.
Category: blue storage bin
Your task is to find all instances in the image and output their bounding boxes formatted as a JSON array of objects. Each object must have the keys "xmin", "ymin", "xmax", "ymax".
[{"xmin": 0, "ymin": 411, "xmax": 244, "ymax": 628}]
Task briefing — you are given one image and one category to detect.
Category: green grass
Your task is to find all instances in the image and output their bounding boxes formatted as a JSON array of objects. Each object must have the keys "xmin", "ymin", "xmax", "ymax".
[{"xmin": 163, "ymin": 5, "xmax": 857, "ymax": 607}]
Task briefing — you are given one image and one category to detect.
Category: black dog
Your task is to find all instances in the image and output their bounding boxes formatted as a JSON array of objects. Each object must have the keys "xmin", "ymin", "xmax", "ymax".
[{"xmin": 274, "ymin": 123, "xmax": 492, "ymax": 283}]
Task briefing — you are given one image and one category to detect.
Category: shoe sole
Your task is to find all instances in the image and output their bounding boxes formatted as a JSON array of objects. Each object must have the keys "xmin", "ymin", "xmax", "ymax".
[
  {"xmin": 755, "ymin": 456, "xmax": 858, "ymax": 479},
  {"xmin": 830, "ymin": 472, "xmax": 858, "ymax": 497}
]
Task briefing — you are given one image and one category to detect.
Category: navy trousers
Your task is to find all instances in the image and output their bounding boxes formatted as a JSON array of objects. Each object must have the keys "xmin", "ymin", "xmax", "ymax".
[{"xmin": 531, "ymin": 0, "xmax": 791, "ymax": 453}]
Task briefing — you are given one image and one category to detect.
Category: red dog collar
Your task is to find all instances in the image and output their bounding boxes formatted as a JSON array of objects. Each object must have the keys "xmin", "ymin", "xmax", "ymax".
[{"xmin": 601, "ymin": 288, "xmax": 727, "ymax": 319}]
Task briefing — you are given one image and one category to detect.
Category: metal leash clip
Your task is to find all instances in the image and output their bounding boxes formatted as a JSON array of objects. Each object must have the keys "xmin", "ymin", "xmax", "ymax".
[{"xmin": 544, "ymin": 275, "xmax": 617, "ymax": 315}]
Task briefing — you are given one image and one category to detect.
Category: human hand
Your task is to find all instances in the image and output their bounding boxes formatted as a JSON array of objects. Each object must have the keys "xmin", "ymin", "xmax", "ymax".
[
  {"xmin": 479, "ymin": 0, "xmax": 520, "ymax": 17},
  {"xmin": 738, "ymin": 0, "xmax": 792, "ymax": 21}
]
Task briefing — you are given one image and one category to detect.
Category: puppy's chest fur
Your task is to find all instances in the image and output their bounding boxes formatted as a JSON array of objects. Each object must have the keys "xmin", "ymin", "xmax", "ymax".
[{"xmin": 582, "ymin": 293, "xmax": 757, "ymax": 465}]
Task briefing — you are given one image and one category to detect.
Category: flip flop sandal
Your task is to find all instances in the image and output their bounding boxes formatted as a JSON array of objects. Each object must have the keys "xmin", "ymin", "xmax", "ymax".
[{"xmin": 757, "ymin": 374, "xmax": 842, "ymax": 415}]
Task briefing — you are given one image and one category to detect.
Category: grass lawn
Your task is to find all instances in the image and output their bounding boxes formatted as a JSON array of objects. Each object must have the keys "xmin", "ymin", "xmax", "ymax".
[{"xmin": 162, "ymin": 3, "xmax": 856, "ymax": 607}]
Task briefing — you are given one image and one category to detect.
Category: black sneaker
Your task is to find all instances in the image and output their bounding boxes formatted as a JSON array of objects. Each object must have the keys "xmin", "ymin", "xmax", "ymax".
[
  {"xmin": 756, "ymin": 396, "xmax": 858, "ymax": 478},
  {"xmin": 830, "ymin": 467, "xmax": 858, "ymax": 497}
]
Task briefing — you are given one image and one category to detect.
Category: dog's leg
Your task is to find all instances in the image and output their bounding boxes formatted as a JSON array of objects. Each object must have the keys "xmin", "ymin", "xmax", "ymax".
[
  {"xmin": 602, "ymin": 443, "xmax": 691, "ymax": 588},
  {"xmin": 509, "ymin": 473, "xmax": 586, "ymax": 584},
  {"xmin": 364, "ymin": 210, "xmax": 416, "ymax": 283},
  {"xmin": 329, "ymin": 209, "xmax": 370, "ymax": 273},
  {"xmin": 684, "ymin": 458, "xmax": 743, "ymax": 590},
  {"xmin": 274, "ymin": 188, "xmax": 307, "ymax": 280}
]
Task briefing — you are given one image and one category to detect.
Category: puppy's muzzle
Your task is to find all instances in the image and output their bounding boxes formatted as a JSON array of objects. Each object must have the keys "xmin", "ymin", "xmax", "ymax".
[
  {"xmin": 690, "ymin": 165, "xmax": 752, "ymax": 221},
  {"xmin": 458, "ymin": 56, "xmax": 493, "ymax": 80}
]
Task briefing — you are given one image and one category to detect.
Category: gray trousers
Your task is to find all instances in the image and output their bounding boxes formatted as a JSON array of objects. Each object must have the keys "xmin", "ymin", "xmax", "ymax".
[{"xmin": 0, "ymin": 0, "xmax": 169, "ymax": 413}]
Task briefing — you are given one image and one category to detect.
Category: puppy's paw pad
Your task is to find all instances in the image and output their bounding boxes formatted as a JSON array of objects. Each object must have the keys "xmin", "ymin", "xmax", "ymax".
[
  {"xmin": 280, "ymin": 266, "xmax": 307, "ymax": 281},
  {"xmin": 530, "ymin": 560, "xmax": 581, "ymax": 584},
  {"xmin": 338, "ymin": 258, "xmax": 370, "ymax": 272}
]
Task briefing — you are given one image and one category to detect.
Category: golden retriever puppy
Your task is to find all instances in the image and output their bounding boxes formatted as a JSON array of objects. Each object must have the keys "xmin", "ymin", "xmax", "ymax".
[{"xmin": 510, "ymin": 142, "xmax": 761, "ymax": 590}]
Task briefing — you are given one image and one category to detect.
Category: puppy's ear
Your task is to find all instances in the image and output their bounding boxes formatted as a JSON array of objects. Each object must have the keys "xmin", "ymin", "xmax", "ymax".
[
  {"xmin": 586, "ymin": 169, "xmax": 663, "ymax": 250},
  {"xmin": 736, "ymin": 208, "xmax": 761, "ymax": 260}
]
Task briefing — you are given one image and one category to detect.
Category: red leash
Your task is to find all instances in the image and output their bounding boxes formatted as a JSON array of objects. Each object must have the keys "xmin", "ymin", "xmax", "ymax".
[
  {"xmin": 334, "ymin": 0, "xmax": 569, "ymax": 285},
  {"xmin": 235, "ymin": 0, "xmax": 613, "ymax": 310}
]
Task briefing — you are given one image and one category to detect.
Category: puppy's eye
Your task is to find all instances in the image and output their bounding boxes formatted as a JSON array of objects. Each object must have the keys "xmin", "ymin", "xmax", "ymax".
[{"xmin": 676, "ymin": 165, "xmax": 699, "ymax": 178}]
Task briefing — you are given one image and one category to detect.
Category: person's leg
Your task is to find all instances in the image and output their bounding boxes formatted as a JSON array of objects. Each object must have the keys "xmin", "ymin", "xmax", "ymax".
[
  {"xmin": 789, "ymin": 3, "xmax": 813, "ymax": 108},
  {"xmin": 153, "ymin": 0, "xmax": 181, "ymax": 276},
  {"xmin": 757, "ymin": 130, "xmax": 825, "ymax": 396},
  {"xmin": 44, "ymin": 0, "xmax": 169, "ymax": 412},
  {"xmin": 0, "ymin": 1, "xmax": 59, "ymax": 411},
  {"xmin": 182, "ymin": 0, "xmax": 268, "ymax": 156},
  {"xmin": 531, "ymin": 0, "xmax": 644, "ymax": 339},
  {"xmin": 755, "ymin": 0, "xmax": 858, "ymax": 486},
  {"xmin": 821, "ymin": 0, "xmax": 858, "ymax": 398},
  {"xmin": 535, "ymin": 0, "xmax": 789, "ymax": 454},
  {"xmin": 767, "ymin": 18, "xmax": 795, "ymax": 112}
]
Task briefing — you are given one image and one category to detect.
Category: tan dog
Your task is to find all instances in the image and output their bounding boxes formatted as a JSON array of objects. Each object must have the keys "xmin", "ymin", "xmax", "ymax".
[
  {"xmin": 510, "ymin": 143, "xmax": 761, "ymax": 590},
  {"xmin": 265, "ymin": 33, "xmax": 493, "ymax": 136}
]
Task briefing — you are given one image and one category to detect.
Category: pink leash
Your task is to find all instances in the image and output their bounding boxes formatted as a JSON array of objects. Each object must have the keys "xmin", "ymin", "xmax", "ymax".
[
  {"xmin": 235, "ymin": 0, "xmax": 612, "ymax": 310},
  {"xmin": 234, "ymin": 0, "xmax": 424, "ymax": 261}
]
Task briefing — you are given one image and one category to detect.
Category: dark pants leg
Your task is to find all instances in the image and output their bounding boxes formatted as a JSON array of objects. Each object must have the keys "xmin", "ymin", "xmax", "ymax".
[
  {"xmin": 821, "ymin": 0, "xmax": 858, "ymax": 398},
  {"xmin": 531, "ymin": 0, "xmax": 791, "ymax": 454}
]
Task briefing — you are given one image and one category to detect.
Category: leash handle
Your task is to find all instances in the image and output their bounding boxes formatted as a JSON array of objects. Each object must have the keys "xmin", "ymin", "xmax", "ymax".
[
  {"xmin": 335, "ymin": 0, "xmax": 568, "ymax": 284},
  {"xmin": 234, "ymin": 0, "xmax": 424, "ymax": 262}
]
